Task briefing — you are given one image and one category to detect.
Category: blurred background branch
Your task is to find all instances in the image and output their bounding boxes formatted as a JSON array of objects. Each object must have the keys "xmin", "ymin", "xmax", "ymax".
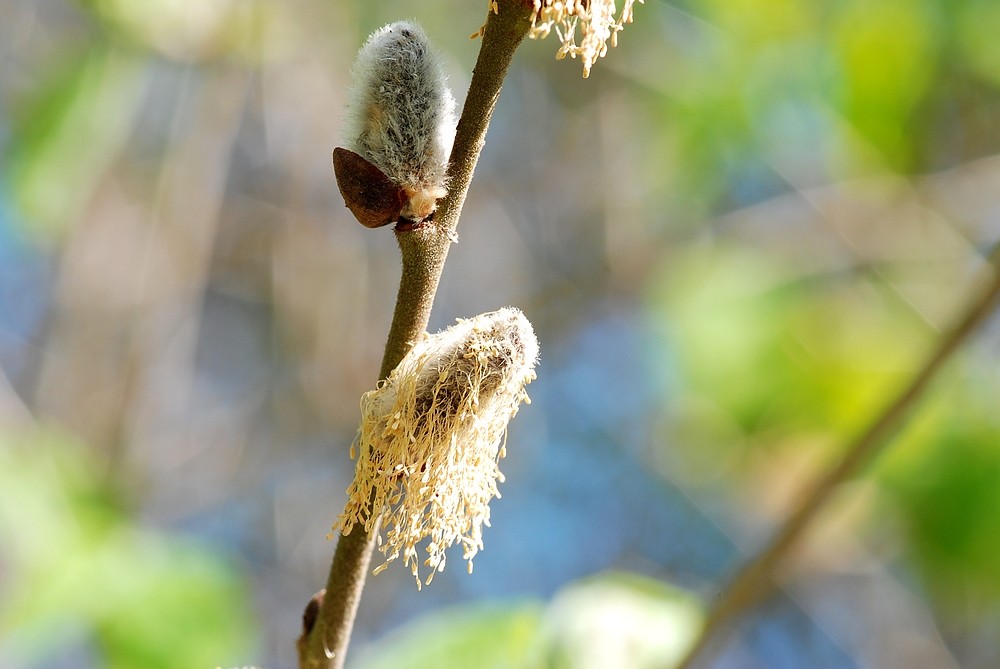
[{"xmin": 677, "ymin": 240, "xmax": 1000, "ymax": 668}]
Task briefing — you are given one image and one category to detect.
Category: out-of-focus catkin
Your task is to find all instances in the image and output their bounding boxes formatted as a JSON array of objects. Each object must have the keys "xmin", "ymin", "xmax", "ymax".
[{"xmin": 335, "ymin": 308, "xmax": 539, "ymax": 588}]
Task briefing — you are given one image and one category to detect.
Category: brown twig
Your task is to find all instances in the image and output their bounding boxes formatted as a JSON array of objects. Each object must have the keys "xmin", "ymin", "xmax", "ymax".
[
  {"xmin": 297, "ymin": 4, "xmax": 533, "ymax": 668},
  {"xmin": 675, "ymin": 242, "xmax": 1000, "ymax": 669}
]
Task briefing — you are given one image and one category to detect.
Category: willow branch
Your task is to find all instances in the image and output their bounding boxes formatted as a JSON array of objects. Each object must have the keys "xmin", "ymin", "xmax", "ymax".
[
  {"xmin": 297, "ymin": 5, "xmax": 533, "ymax": 669},
  {"xmin": 675, "ymin": 242, "xmax": 1000, "ymax": 669}
]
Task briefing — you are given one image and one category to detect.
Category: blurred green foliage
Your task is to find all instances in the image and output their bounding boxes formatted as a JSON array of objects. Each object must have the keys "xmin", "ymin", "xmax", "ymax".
[
  {"xmin": 627, "ymin": 0, "xmax": 1000, "ymax": 222},
  {"xmin": 649, "ymin": 243, "xmax": 1000, "ymax": 623},
  {"xmin": 6, "ymin": 46, "xmax": 144, "ymax": 239},
  {"xmin": 0, "ymin": 429, "xmax": 259, "ymax": 669},
  {"xmin": 352, "ymin": 572, "xmax": 703, "ymax": 669},
  {"xmin": 881, "ymin": 389, "xmax": 1000, "ymax": 618},
  {"xmin": 649, "ymin": 245, "xmax": 928, "ymax": 445},
  {"xmin": 959, "ymin": 0, "xmax": 1000, "ymax": 87},
  {"xmin": 353, "ymin": 602, "xmax": 544, "ymax": 669}
]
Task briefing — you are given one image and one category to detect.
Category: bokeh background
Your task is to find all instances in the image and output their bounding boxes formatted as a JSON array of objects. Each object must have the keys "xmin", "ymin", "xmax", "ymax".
[{"xmin": 2, "ymin": 0, "xmax": 1000, "ymax": 667}]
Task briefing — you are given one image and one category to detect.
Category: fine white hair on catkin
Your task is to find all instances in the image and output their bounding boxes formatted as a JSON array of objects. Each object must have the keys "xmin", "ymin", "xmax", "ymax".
[
  {"xmin": 335, "ymin": 308, "xmax": 539, "ymax": 588},
  {"xmin": 342, "ymin": 21, "xmax": 457, "ymax": 218}
]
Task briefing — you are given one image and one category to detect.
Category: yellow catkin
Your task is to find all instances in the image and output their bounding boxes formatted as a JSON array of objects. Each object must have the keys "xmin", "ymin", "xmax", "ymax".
[
  {"xmin": 335, "ymin": 307, "xmax": 539, "ymax": 588},
  {"xmin": 527, "ymin": 0, "xmax": 642, "ymax": 77}
]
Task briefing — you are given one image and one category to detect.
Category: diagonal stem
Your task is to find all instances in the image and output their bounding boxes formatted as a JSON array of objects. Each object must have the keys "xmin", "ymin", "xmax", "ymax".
[
  {"xmin": 675, "ymin": 242, "xmax": 1000, "ymax": 669},
  {"xmin": 297, "ymin": 4, "xmax": 532, "ymax": 669}
]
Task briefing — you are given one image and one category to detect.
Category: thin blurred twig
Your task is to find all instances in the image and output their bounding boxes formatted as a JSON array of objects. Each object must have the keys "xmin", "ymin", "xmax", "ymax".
[
  {"xmin": 675, "ymin": 241, "xmax": 1000, "ymax": 669},
  {"xmin": 296, "ymin": 4, "xmax": 533, "ymax": 669}
]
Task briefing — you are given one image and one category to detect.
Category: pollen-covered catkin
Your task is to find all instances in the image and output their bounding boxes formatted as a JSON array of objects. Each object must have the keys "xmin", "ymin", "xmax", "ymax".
[
  {"xmin": 528, "ymin": 0, "xmax": 643, "ymax": 78},
  {"xmin": 335, "ymin": 308, "xmax": 539, "ymax": 588},
  {"xmin": 343, "ymin": 21, "xmax": 457, "ymax": 221}
]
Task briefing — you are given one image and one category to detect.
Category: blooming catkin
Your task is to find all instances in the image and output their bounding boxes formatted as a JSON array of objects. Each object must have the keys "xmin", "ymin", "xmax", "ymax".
[
  {"xmin": 342, "ymin": 21, "xmax": 457, "ymax": 222},
  {"xmin": 335, "ymin": 308, "xmax": 539, "ymax": 588},
  {"xmin": 528, "ymin": 0, "xmax": 643, "ymax": 78}
]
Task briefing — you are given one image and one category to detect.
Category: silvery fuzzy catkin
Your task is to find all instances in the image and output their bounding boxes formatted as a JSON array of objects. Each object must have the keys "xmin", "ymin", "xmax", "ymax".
[{"xmin": 342, "ymin": 21, "xmax": 457, "ymax": 221}]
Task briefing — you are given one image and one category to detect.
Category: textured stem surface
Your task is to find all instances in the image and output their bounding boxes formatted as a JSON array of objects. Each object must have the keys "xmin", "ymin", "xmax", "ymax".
[
  {"xmin": 298, "ymin": 4, "xmax": 532, "ymax": 668},
  {"xmin": 675, "ymin": 243, "xmax": 1000, "ymax": 669}
]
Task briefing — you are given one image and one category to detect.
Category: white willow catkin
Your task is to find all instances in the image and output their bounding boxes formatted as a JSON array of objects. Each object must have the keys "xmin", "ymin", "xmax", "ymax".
[
  {"xmin": 342, "ymin": 21, "xmax": 457, "ymax": 221},
  {"xmin": 335, "ymin": 308, "xmax": 539, "ymax": 588}
]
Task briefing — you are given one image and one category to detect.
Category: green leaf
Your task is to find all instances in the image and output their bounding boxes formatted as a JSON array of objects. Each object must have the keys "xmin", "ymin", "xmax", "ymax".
[{"xmin": 352, "ymin": 601, "xmax": 545, "ymax": 669}]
